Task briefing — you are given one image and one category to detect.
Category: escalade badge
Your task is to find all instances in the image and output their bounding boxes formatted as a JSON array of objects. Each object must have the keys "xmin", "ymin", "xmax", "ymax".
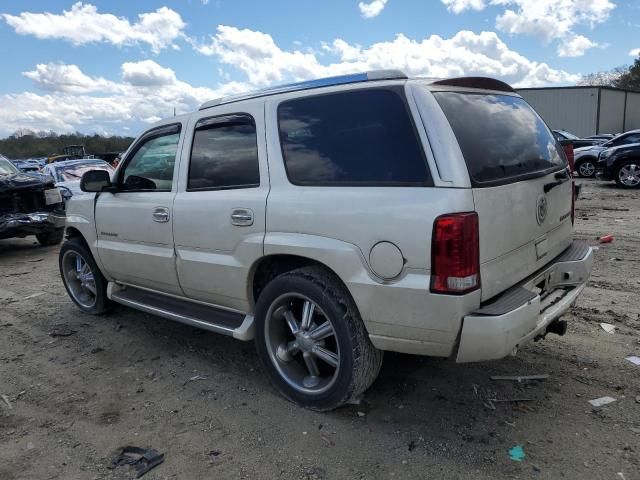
[{"xmin": 536, "ymin": 194, "xmax": 548, "ymax": 225}]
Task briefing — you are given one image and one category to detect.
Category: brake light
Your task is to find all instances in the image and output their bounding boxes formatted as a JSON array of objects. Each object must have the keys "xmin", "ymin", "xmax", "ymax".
[
  {"xmin": 430, "ymin": 212, "xmax": 480, "ymax": 295},
  {"xmin": 562, "ymin": 143, "xmax": 575, "ymax": 172},
  {"xmin": 571, "ymin": 179, "xmax": 576, "ymax": 225}
]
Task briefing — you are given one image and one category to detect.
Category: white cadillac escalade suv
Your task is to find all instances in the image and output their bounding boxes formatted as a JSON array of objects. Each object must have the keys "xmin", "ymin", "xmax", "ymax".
[{"xmin": 60, "ymin": 71, "xmax": 594, "ymax": 410}]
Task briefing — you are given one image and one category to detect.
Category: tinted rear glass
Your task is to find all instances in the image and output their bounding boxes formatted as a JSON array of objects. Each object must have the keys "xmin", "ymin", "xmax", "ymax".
[
  {"xmin": 278, "ymin": 88, "xmax": 431, "ymax": 186},
  {"xmin": 433, "ymin": 92, "xmax": 565, "ymax": 186}
]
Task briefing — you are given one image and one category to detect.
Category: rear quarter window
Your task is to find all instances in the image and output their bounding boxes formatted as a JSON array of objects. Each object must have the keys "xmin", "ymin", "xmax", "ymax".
[
  {"xmin": 278, "ymin": 87, "xmax": 432, "ymax": 186},
  {"xmin": 433, "ymin": 92, "xmax": 566, "ymax": 186}
]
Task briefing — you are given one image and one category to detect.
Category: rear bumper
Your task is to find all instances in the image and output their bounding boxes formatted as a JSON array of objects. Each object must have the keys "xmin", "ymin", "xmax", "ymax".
[
  {"xmin": 0, "ymin": 211, "xmax": 65, "ymax": 239},
  {"xmin": 455, "ymin": 241, "xmax": 594, "ymax": 363}
]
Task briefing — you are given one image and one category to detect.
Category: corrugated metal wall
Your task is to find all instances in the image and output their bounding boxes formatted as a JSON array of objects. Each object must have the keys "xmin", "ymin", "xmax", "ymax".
[
  {"xmin": 625, "ymin": 92, "xmax": 640, "ymax": 131},
  {"xmin": 518, "ymin": 87, "xmax": 640, "ymax": 136},
  {"xmin": 518, "ymin": 88, "xmax": 598, "ymax": 137},
  {"xmin": 599, "ymin": 89, "xmax": 626, "ymax": 134}
]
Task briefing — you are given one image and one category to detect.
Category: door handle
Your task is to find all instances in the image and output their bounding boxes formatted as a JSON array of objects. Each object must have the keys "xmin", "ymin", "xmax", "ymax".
[
  {"xmin": 231, "ymin": 208, "xmax": 254, "ymax": 226},
  {"xmin": 152, "ymin": 207, "xmax": 170, "ymax": 223}
]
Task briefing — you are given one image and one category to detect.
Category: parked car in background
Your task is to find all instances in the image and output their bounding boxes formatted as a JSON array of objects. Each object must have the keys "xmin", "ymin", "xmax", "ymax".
[
  {"xmin": 574, "ymin": 129, "xmax": 640, "ymax": 177},
  {"xmin": 42, "ymin": 159, "xmax": 114, "ymax": 201},
  {"xmin": 11, "ymin": 158, "xmax": 42, "ymax": 176},
  {"xmin": 586, "ymin": 134, "xmax": 615, "ymax": 141},
  {"xmin": 0, "ymin": 157, "xmax": 65, "ymax": 245},
  {"xmin": 596, "ymin": 142, "xmax": 640, "ymax": 188},
  {"xmin": 553, "ymin": 130, "xmax": 607, "ymax": 149},
  {"xmin": 59, "ymin": 71, "xmax": 593, "ymax": 410}
]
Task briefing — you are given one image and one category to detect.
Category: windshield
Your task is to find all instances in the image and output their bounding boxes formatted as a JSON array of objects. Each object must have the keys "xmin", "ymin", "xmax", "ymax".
[
  {"xmin": 55, "ymin": 162, "xmax": 113, "ymax": 182},
  {"xmin": 0, "ymin": 159, "xmax": 20, "ymax": 175},
  {"xmin": 433, "ymin": 92, "xmax": 565, "ymax": 186}
]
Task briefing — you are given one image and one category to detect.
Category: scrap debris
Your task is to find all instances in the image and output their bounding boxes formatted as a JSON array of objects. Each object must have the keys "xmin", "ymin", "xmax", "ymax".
[
  {"xmin": 588, "ymin": 396, "xmax": 616, "ymax": 408},
  {"xmin": 49, "ymin": 328, "xmax": 77, "ymax": 338},
  {"xmin": 625, "ymin": 356, "xmax": 640, "ymax": 366},
  {"xmin": 109, "ymin": 446, "xmax": 165, "ymax": 478},
  {"xmin": 598, "ymin": 234, "xmax": 614, "ymax": 243},
  {"xmin": 600, "ymin": 323, "xmax": 616, "ymax": 334},
  {"xmin": 508, "ymin": 445, "xmax": 526, "ymax": 462},
  {"xmin": 1, "ymin": 394, "xmax": 12, "ymax": 410},
  {"xmin": 490, "ymin": 374, "xmax": 549, "ymax": 383}
]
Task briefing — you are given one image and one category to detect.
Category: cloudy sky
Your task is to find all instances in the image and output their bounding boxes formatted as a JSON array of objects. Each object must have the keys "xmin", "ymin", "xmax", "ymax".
[{"xmin": 0, "ymin": 0, "xmax": 638, "ymax": 137}]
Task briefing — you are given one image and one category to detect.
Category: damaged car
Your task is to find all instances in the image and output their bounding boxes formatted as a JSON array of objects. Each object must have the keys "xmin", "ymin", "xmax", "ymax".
[{"xmin": 0, "ymin": 157, "xmax": 65, "ymax": 245}]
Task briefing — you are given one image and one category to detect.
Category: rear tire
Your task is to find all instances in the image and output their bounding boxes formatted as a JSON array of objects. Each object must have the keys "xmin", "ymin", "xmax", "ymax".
[
  {"xmin": 614, "ymin": 162, "xmax": 640, "ymax": 188},
  {"xmin": 59, "ymin": 237, "xmax": 110, "ymax": 314},
  {"xmin": 576, "ymin": 159, "xmax": 596, "ymax": 178},
  {"xmin": 36, "ymin": 228, "xmax": 64, "ymax": 246},
  {"xmin": 254, "ymin": 266, "xmax": 383, "ymax": 411}
]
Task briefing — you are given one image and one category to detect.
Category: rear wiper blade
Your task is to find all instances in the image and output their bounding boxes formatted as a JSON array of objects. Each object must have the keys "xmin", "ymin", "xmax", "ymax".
[{"xmin": 544, "ymin": 170, "xmax": 570, "ymax": 192}]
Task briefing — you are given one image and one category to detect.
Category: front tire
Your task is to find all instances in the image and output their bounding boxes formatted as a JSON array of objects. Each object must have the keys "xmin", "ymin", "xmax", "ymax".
[
  {"xmin": 254, "ymin": 266, "xmax": 383, "ymax": 411},
  {"xmin": 59, "ymin": 237, "xmax": 110, "ymax": 314},
  {"xmin": 36, "ymin": 228, "xmax": 64, "ymax": 246},
  {"xmin": 576, "ymin": 159, "xmax": 596, "ymax": 178},
  {"xmin": 614, "ymin": 162, "xmax": 640, "ymax": 188}
]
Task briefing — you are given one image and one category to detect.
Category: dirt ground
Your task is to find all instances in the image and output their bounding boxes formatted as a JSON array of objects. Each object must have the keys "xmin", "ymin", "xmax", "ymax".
[{"xmin": 1, "ymin": 178, "xmax": 639, "ymax": 480}]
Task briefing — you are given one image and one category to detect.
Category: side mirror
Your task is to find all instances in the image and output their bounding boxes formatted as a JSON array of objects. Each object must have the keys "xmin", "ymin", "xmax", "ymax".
[{"xmin": 80, "ymin": 169, "xmax": 113, "ymax": 192}]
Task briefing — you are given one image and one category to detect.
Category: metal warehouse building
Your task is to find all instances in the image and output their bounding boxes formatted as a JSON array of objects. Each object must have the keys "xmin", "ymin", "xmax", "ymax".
[{"xmin": 517, "ymin": 86, "xmax": 640, "ymax": 138}]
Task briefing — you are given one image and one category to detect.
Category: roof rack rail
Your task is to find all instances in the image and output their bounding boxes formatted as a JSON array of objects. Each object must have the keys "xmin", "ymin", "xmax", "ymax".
[
  {"xmin": 430, "ymin": 77, "xmax": 515, "ymax": 93},
  {"xmin": 199, "ymin": 69, "xmax": 408, "ymax": 110}
]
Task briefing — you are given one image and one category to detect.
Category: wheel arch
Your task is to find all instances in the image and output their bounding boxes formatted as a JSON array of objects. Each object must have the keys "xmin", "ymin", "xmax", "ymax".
[{"xmin": 249, "ymin": 254, "xmax": 355, "ymax": 313}]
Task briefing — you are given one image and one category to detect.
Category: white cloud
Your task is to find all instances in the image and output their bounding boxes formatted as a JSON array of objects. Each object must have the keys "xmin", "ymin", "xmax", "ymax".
[
  {"xmin": 195, "ymin": 26, "xmax": 578, "ymax": 88},
  {"xmin": 442, "ymin": 0, "xmax": 487, "ymax": 14},
  {"xmin": 557, "ymin": 35, "xmax": 598, "ymax": 57},
  {"xmin": 358, "ymin": 0, "xmax": 388, "ymax": 18},
  {"xmin": 630, "ymin": 48, "xmax": 640, "ymax": 57},
  {"xmin": 441, "ymin": 0, "xmax": 615, "ymax": 57},
  {"xmin": 1, "ymin": 61, "xmax": 250, "ymax": 136},
  {"xmin": 23, "ymin": 63, "xmax": 118, "ymax": 93},
  {"xmin": 1, "ymin": 24, "xmax": 580, "ymax": 136},
  {"xmin": 122, "ymin": 60, "xmax": 177, "ymax": 86},
  {"xmin": 1, "ymin": 2, "xmax": 185, "ymax": 53}
]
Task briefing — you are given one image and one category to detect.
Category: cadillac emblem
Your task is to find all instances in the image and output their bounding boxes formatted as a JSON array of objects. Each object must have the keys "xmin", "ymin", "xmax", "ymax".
[{"xmin": 536, "ymin": 194, "xmax": 548, "ymax": 225}]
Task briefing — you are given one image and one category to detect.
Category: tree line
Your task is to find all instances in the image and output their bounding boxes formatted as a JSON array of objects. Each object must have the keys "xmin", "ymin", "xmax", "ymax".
[
  {"xmin": 578, "ymin": 56, "xmax": 640, "ymax": 90},
  {"xmin": 0, "ymin": 130, "xmax": 134, "ymax": 159}
]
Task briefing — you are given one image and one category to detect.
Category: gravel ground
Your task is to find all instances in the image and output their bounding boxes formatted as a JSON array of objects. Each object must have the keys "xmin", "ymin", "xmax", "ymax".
[{"xmin": 1, "ymin": 178, "xmax": 639, "ymax": 480}]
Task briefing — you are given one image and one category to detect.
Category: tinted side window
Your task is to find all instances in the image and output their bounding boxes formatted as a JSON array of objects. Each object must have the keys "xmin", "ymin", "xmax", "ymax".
[
  {"xmin": 433, "ymin": 92, "xmax": 565, "ymax": 186},
  {"xmin": 278, "ymin": 88, "xmax": 431, "ymax": 186},
  {"xmin": 615, "ymin": 133, "xmax": 640, "ymax": 145},
  {"xmin": 121, "ymin": 130, "xmax": 180, "ymax": 191},
  {"xmin": 188, "ymin": 116, "xmax": 259, "ymax": 191}
]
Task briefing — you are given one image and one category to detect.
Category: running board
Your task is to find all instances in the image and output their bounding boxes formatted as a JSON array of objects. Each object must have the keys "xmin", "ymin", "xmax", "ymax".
[{"xmin": 107, "ymin": 283, "xmax": 254, "ymax": 341}]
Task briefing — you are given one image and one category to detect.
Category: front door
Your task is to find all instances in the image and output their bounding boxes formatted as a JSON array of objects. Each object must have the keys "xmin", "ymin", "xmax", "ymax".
[
  {"xmin": 95, "ymin": 123, "xmax": 184, "ymax": 295},
  {"xmin": 173, "ymin": 106, "xmax": 269, "ymax": 312}
]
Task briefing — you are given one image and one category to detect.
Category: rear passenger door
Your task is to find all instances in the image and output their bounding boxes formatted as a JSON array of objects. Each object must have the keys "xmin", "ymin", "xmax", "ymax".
[{"xmin": 173, "ymin": 104, "xmax": 268, "ymax": 312}]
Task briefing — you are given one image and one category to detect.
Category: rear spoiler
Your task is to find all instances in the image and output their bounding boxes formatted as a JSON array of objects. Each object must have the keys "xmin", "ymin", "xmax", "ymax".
[{"xmin": 431, "ymin": 77, "xmax": 515, "ymax": 93}]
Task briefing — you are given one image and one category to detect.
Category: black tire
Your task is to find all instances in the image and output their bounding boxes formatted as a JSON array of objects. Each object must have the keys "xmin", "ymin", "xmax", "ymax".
[
  {"xmin": 614, "ymin": 161, "xmax": 640, "ymax": 188},
  {"xmin": 36, "ymin": 228, "xmax": 64, "ymax": 246},
  {"xmin": 59, "ymin": 237, "xmax": 110, "ymax": 314},
  {"xmin": 254, "ymin": 266, "xmax": 383, "ymax": 411},
  {"xmin": 576, "ymin": 158, "xmax": 596, "ymax": 178}
]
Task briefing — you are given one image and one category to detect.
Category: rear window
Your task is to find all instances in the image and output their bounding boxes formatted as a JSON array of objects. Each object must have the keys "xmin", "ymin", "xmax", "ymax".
[
  {"xmin": 278, "ymin": 87, "xmax": 432, "ymax": 186},
  {"xmin": 433, "ymin": 92, "xmax": 565, "ymax": 186}
]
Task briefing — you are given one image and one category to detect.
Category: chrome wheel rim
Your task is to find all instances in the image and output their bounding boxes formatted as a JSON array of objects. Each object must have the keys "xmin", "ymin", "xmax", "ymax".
[
  {"xmin": 579, "ymin": 161, "xmax": 595, "ymax": 177},
  {"xmin": 264, "ymin": 293, "xmax": 340, "ymax": 395},
  {"xmin": 619, "ymin": 164, "xmax": 640, "ymax": 187},
  {"xmin": 61, "ymin": 251, "xmax": 97, "ymax": 308}
]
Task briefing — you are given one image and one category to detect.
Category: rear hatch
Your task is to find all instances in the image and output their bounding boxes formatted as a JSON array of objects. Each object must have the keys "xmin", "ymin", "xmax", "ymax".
[{"xmin": 433, "ymin": 91, "xmax": 573, "ymax": 301}]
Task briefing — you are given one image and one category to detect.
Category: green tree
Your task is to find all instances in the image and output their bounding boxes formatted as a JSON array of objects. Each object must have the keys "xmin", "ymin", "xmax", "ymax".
[{"xmin": 613, "ymin": 56, "xmax": 640, "ymax": 91}]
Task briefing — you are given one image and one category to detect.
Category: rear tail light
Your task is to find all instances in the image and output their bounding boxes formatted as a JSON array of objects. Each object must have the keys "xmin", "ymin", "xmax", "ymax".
[
  {"xmin": 562, "ymin": 143, "xmax": 575, "ymax": 172},
  {"xmin": 430, "ymin": 212, "xmax": 480, "ymax": 295},
  {"xmin": 571, "ymin": 179, "xmax": 576, "ymax": 224}
]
